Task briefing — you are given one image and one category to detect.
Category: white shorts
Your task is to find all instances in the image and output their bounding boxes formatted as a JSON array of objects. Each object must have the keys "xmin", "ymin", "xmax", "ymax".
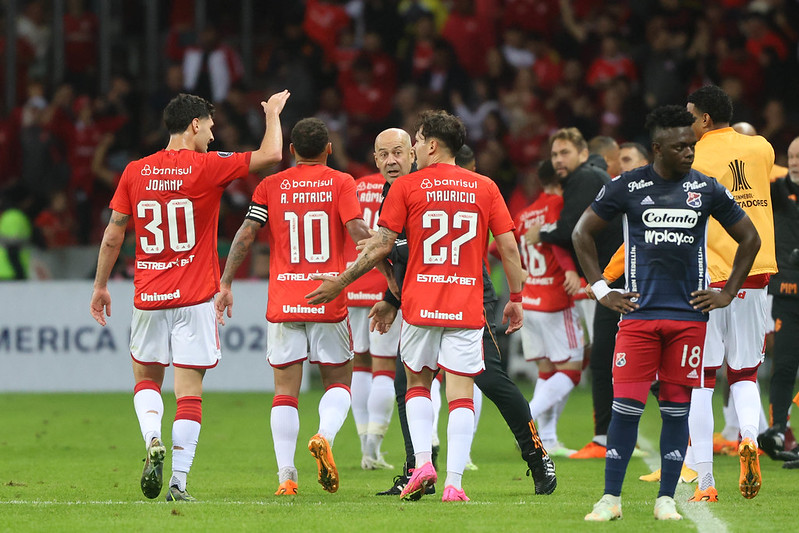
[
  {"xmin": 703, "ymin": 287, "xmax": 768, "ymax": 371},
  {"xmin": 575, "ymin": 298, "xmax": 595, "ymax": 344},
  {"xmin": 520, "ymin": 307, "xmax": 584, "ymax": 364},
  {"xmin": 765, "ymin": 293, "xmax": 775, "ymax": 334},
  {"xmin": 348, "ymin": 306, "xmax": 401, "ymax": 358},
  {"xmin": 267, "ymin": 319, "xmax": 353, "ymax": 368},
  {"xmin": 400, "ymin": 320, "xmax": 484, "ymax": 376},
  {"xmin": 130, "ymin": 300, "xmax": 220, "ymax": 368}
]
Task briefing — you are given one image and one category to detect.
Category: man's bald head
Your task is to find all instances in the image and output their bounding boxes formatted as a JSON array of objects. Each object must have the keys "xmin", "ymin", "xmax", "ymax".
[
  {"xmin": 374, "ymin": 128, "xmax": 414, "ymax": 184},
  {"xmin": 733, "ymin": 122, "xmax": 757, "ymax": 136}
]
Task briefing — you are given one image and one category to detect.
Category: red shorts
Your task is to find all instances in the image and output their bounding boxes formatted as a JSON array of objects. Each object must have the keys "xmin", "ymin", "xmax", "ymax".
[{"xmin": 613, "ymin": 319, "xmax": 706, "ymax": 387}]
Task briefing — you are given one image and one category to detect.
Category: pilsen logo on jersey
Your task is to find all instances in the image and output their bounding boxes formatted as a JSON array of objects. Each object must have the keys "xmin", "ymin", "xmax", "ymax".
[
  {"xmin": 686, "ymin": 191, "xmax": 702, "ymax": 208},
  {"xmin": 729, "ymin": 160, "xmax": 751, "ymax": 192}
]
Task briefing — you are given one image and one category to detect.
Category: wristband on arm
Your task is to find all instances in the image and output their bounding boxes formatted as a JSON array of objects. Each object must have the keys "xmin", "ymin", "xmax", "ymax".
[
  {"xmin": 509, "ymin": 291, "xmax": 522, "ymax": 303},
  {"xmin": 591, "ymin": 279, "xmax": 612, "ymax": 300}
]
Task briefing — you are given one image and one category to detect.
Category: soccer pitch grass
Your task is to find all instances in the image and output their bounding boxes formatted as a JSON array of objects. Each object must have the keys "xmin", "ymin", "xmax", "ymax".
[{"xmin": 0, "ymin": 384, "xmax": 791, "ymax": 532}]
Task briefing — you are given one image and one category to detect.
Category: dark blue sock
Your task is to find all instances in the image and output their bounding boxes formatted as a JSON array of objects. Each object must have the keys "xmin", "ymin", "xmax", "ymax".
[
  {"xmin": 604, "ymin": 398, "xmax": 645, "ymax": 496},
  {"xmin": 658, "ymin": 400, "xmax": 690, "ymax": 498}
]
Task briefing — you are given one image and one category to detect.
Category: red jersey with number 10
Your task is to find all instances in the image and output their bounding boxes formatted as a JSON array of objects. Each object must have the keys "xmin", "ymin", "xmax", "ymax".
[
  {"xmin": 250, "ymin": 164, "xmax": 362, "ymax": 323},
  {"xmin": 110, "ymin": 149, "xmax": 251, "ymax": 310},
  {"xmin": 345, "ymin": 173, "xmax": 388, "ymax": 307},
  {"xmin": 378, "ymin": 163, "xmax": 515, "ymax": 328}
]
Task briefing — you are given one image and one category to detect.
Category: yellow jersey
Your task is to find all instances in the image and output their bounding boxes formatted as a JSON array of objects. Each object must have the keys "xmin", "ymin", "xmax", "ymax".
[{"xmin": 694, "ymin": 127, "xmax": 777, "ymax": 282}]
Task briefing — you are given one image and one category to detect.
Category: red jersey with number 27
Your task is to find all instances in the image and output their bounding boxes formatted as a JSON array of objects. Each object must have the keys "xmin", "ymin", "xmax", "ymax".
[
  {"xmin": 111, "ymin": 149, "xmax": 251, "ymax": 310},
  {"xmin": 344, "ymin": 173, "xmax": 388, "ymax": 307},
  {"xmin": 249, "ymin": 164, "xmax": 362, "ymax": 323},
  {"xmin": 378, "ymin": 163, "xmax": 515, "ymax": 328}
]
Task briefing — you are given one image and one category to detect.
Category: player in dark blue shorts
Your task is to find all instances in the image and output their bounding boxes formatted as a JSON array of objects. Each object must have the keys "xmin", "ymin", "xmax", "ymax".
[{"xmin": 572, "ymin": 105, "xmax": 761, "ymax": 522}]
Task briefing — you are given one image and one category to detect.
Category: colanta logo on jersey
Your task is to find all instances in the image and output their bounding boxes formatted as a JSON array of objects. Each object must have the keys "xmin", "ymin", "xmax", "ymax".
[
  {"xmin": 141, "ymin": 164, "xmax": 192, "ymax": 176},
  {"xmin": 642, "ymin": 209, "xmax": 698, "ymax": 228},
  {"xmin": 729, "ymin": 159, "xmax": 751, "ymax": 191}
]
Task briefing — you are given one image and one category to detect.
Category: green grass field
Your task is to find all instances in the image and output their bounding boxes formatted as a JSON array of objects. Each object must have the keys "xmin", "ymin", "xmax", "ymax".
[{"xmin": 0, "ymin": 382, "xmax": 795, "ymax": 532}]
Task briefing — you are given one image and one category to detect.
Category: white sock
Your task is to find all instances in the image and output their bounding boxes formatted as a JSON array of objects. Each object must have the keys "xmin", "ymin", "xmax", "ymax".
[
  {"xmin": 431, "ymin": 378, "xmax": 442, "ymax": 447},
  {"xmin": 757, "ymin": 382, "xmax": 768, "ymax": 433},
  {"xmin": 351, "ymin": 369, "xmax": 372, "ymax": 454},
  {"xmin": 171, "ymin": 419, "xmax": 200, "ymax": 486},
  {"xmin": 731, "ymin": 380, "xmax": 760, "ymax": 443},
  {"xmin": 170, "ymin": 471, "xmax": 187, "ymax": 491},
  {"xmin": 317, "ymin": 386, "xmax": 351, "ymax": 446},
  {"xmin": 722, "ymin": 391, "xmax": 740, "ymax": 441},
  {"xmin": 365, "ymin": 374, "xmax": 395, "ymax": 458},
  {"xmin": 133, "ymin": 388, "xmax": 163, "ymax": 447},
  {"xmin": 446, "ymin": 406, "xmax": 475, "ymax": 480},
  {"xmin": 271, "ymin": 405, "xmax": 299, "ymax": 471},
  {"xmin": 473, "ymin": 384, "xmax": 483, "ymax": 437},
  {"xmin": 445, "ymin": 471, "xmax": 463, "ymax": 490},
  {"xmin": 407, "ymin": 395, "xmax": 434, "ymax": 465},
  {"xmin": 529, "ymin": 372, "xmax": 575, "ymax": 419},
  {"xmin": 689, "ymin": 387, "xmax": 715, "ymax": 485},
  {"xmin": 530, "ymin": 376, "xmax": 552, "ymax": 440}
]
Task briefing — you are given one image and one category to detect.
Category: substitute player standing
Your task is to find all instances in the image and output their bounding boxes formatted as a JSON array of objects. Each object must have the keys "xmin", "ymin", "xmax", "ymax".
[
  {"xmin": 90, "ymin": 90, "xmax": 290, "ymax": 501},
  {"xmin": 215, "ymin": 117, "xmax": 395, "ymax": 496},
  {"xmin": 573, "ymin": 106, "xmax": 760, "ymax": 521},
  {"xmin": 685, "ymin": 85, "xmax": 777, "ymax": 501},
  {"xmin": 307, "ymin": 110, "xmax": 529, "ymax": 502}
]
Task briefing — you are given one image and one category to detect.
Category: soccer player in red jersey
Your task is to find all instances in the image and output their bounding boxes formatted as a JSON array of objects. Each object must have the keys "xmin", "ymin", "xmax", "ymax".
[
  {"xmin": 215, "ymin": 118, "xmax": 395, "ymax": 496},
  {"xmin": 514, "ymin": 164, "xmax": 584, "ymax": 458},
  {"xmin": 307, "ymin": 110, "xmax": 528, "ymax": 502},
  {"xmin": 348, "ymin": 129, "xmax": 413, "ymax": 470},
  {"xmin": 90, "ymin": 90, "xmax": 290, "ymax": 501}
]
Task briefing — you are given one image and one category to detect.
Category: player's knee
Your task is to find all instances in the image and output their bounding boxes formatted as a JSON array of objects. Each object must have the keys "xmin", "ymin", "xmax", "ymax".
[
  {"xmin": 727, "ymin": 366, "xmax": 758, "ymax": 384},
  {"xmin": 613, "ymin": 381, "xmax": 650, "ymax": 403},
  {"xmin": 557, "ymin": 369, "xmax": 582, "ymax": 386},
  {"xmin": 658, "ymin": 381, "xmax": 692, "ymax": 404}
]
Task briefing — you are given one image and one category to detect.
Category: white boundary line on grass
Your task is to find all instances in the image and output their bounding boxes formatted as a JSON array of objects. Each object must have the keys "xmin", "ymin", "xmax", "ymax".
[{"xmin": 637, "ymin": 435, "xmax": 728, "ymax": 533}]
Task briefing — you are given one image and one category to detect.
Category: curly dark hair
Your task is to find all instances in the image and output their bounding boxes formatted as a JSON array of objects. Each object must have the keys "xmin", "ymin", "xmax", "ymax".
[
  {"xmin": 290, "ymin": 117, "xmax": 330, "ymax": 158},
  {"xmin": 645, "ymin": 105, "xmax": 696, "ymax": 138},
  {"xmin": 163, "ymin": 94, "xmax": 215, "ymax": 134},
  {"xmin": 414, "ymin": 110, "xmax": 465, "ymax": 156},
  {"xmin": 687, "ymin": 85, "xmax": 734, "ymax": 124}
]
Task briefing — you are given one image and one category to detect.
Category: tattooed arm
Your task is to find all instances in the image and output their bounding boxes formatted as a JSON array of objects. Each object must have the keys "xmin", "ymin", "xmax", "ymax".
[
  {"xmin": 216, "ymin": 219, "xmax": 261, "ymax": 325},
  {"xmin": 306, "ymin": 226, "xmax": 398, "ymax": 304},
  {"xmin": 90, "ymin": 210, "xmax": 130, "ymax": 326}
]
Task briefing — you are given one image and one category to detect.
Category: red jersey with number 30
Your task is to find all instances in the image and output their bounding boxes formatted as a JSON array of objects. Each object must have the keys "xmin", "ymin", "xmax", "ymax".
[
  {"xmin": 378, "ymin": 163, "xmax": 515, "ymax": 328},
  {"xmin": 345, "ymin": 173, "xmax": 388, "ymax": 307},
  {"xmin": 515, "ymin": 193, "xmax": 571, "ymax": 312},
  {"xmin": 111, "ymin": 149, "xmax": 251, "ymax": 310},
  {"xmin": 250, "ymin": 164, "xmax": 362, "ymax": 323}
]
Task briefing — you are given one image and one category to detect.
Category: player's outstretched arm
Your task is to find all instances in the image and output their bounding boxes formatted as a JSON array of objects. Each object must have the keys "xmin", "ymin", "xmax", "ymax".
[
  {"xmin": 573, "ymin": 207, "xmax": 639, "ymax": 314},
  {"xmin": 690, "ymin": 214, "xmax": 761, "ymax": 312},
  {"xmin": 306, "ymin": 226, "xmax": 397, "ymax": 305},
  {"xmin": 345, "ymin": 218, "xmax": 399, "ymax": 298},
  {"xmin": 249, "ymin": 90, "xmax": 290, "ymax": 173},
  {"xmin": 217, "ymin": 219, "xmax": 260, "ymax": 325},
  {"xmin": 90, "ymin": 210, "xmax": 129, "ymax": 326},
  {"xmin": 494, "ymin": 230, "xmax": 526, "ymax": 333}
]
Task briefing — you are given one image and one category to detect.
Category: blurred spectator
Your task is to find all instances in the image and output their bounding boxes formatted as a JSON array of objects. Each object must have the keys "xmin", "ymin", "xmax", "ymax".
[
  {"xmin": 182, "ymin": 25, "xmax": 244, "ymax": 102},
  {"xmin": 585, "ymin": 36, "xmax": 638, "ymax": 90},
  {"xmin": 618, "ymin": 141, "xmax": 650, "ymax": 173},
  {"xmin": 0, "ymin": 187, "xmax": 34, "ymax": 280},
  {"xmin": 440, "ymin": 0, "xmax": 494, "ymax": 77},
  {"xmin": 62, "ymin": 0, "xmax": 98, "ymax": 93},
  {"xmin": 588, "ymin": 135, "xmax": 621, "ymax": 178},
  {"xmin": 303, "ymin": 0, "xmax": 351, "ymax": 62},
  {"xmin": 16, "ymin": 0, "xmax": 51, "ymax": 80},
  {"xmin": 33, "ymin": 190, "xmax": 77, "ymax": 249}
]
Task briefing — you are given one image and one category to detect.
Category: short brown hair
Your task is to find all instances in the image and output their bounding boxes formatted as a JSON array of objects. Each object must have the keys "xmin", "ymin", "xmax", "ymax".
[
  {"xmin": 414, "ymin": 110, "xmax": 465, "ymax": 156},
  {"xmin": 550, "ymin": 127, "xmax": 587, "ymax": 153}
]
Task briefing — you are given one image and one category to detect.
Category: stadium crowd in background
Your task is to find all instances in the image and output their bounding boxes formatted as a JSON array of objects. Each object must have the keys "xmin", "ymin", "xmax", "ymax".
[{"xmin": 1, "ymin": 0, "xmax": 798, "ymax": 280}]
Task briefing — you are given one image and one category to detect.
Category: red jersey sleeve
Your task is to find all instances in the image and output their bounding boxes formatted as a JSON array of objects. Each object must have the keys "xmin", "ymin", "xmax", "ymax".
[
  {"xmin": 377, "ymin": 178, "xmax": 408, "ymax": 233},
  {"xmin": 202, "ymin": 151, "xmax": 252, "ymax": 187},
  {"xmin": 109, "ymin": 166, "xmax": 134, "ymax": 215},
  {"xmin": 337, "ymin": 173, "xmax": 363, "ymax": 225}
]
